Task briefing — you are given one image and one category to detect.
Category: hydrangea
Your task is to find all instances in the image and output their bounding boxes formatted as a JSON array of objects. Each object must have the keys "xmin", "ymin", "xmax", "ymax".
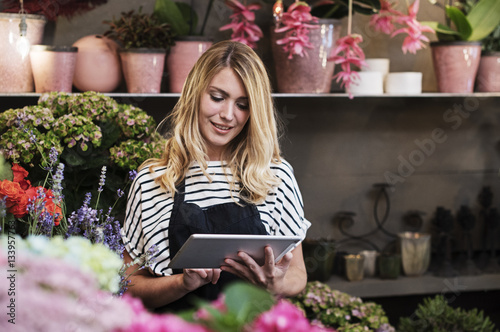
[
  {"xmin": 290, "ymin": 281, "xmax": 395, "ymax": 332},
  {"xmin": 116, "ymin": 104, "xmax": 157, "ymax": 139},
  {"xmin": 52, "ymin": 113, "xmax": 102, "ymax": 151},
  {"xmin": 110, "ymin": 136, "xmax": 165, "ymax": 171},
  {"xmin": 15, "ymin": 235, "xmax": 123, "ymax": 293},
  {"xmin": 0, "ymin": 244, "xmax": 132, "ymax": 332}
]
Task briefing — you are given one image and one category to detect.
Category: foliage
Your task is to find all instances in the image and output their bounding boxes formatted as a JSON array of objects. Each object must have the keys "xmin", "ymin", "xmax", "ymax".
[
  {"xmin": 310, "ymin": 0, "xmax": 381, "ymax": 20},
  {"xmin": 1, "ymin": 0, "xmax": 108, "ymax": 21},
  {"xmin": 482, "ymin": 24, "xmax": 500, "ymax": 52},
  {"xmin": 398, "ymin": 295, "xmax": 499, "ymax": 332},
  {"xmin": 154, "ymin": 0, "xmax": 214, "ymax": 37},
  {"xmin": 0, "ymin": 91, "xmax": 165, "ymax": 217},
  {"xmin": 103, "ymin": 7, "xmax": 175, "ymax": 50},
  {"xmin": 422, "ymin": 0, "xmax": 500, "ymax": 41},
  {"xmin": 290, "ymin": 281, "xmax": 395, "ymax": 332}
]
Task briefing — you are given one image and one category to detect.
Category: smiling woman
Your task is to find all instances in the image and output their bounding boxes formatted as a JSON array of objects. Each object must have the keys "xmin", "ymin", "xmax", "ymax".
[{"xmin": 119, "ymin": 41, "xmax": 312, "ymax": 312}]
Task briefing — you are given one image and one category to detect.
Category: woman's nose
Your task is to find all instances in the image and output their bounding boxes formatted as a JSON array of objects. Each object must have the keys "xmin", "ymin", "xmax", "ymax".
[{"xmin": 220, "ymin": 103, "xmax": 234, "ymax": 121}]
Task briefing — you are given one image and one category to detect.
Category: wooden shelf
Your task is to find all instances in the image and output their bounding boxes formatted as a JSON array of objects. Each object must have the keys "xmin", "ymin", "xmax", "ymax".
[{"xmin": 326, "ymin": 273, "xmax": 500, "ymax": 298}]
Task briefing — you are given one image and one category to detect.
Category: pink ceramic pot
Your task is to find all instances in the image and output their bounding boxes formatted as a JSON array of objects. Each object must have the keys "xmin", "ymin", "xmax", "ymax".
[
  {"xmin": 120, "ymin": 48, "xmax": 166, "ymax": 93},
  {"xmin": 166, "ymin": 37, "xmax": 212, "ymax": 93},
  {"xmin": 271, "ymin": 19, "xmax": 341, "ymax": 93},
  {"xmin": 431, "ymin": 41, "xmax": 482, "ymax": 93},
  {"xmin": 0, "ymin": 13, "xmax": 46, "ymax": 92},
  {"xmin": 30, "ymin": 45, "xmax": 78, "ymax": 93},
  {"xmin": 72, "ymin": 35, "xmax": 122, "ymax": 92},
  {"xmin": 476, "ymin": 52, "xmax": 500, "ymax": 92}
]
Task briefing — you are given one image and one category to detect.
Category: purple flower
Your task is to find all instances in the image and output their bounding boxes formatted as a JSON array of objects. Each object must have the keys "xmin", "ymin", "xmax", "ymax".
[
  {"xmin": 98, "ymin": 166, "xmax": 107, "ymax": 193},
  {"xmin": 128, "ymin": 170, "xmax": 138, "ymax": 182}
]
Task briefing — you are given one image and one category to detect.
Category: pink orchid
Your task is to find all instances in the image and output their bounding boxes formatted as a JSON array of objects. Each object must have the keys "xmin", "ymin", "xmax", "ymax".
[
  {"xmin": 274, "ymin": 2, "xmax": 319, "ymax": 59},
  {"xmin": 330, "ymin": 34, "xmax": 366, "ymax": 98},
  {"xmin": 391, "ymin": 0, "xmax": 435, "ymax": 54},
  {"xmin": 220, "ymin": 0, "xmax": 263, "ymax": 49},
  {"xmin": 369, "ymin": 0, "xmax": 403, "ymax": 34},
  {"xmin": 370, "ymin": 0, "xmax": 435, "ymax": 54}
]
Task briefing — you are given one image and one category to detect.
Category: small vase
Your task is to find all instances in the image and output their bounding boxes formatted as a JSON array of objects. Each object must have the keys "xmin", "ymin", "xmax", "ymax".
[
  {"xmin": 430, "ymin": 41, "xmax": 481, "ymax": 93},
  {"xmin": 270, "ymin": 19, "xmax": 341, "ymax": 93},
  {"xmin": 475, "ymin": 51, "xmax": 500, "ymax": 92},
  {"xmin": 398, "ymin": 232, "xmax": 431, "ymax": 276},
  {"xmin": 378, "ymin": 254, "xmax": 401, "ymax": 279},
  {"xmin": 120, "ymin": 48, "xmax": 166, "ymax": 94},
  {"xmin": 72, "ymin": 35, "xmax": 122, "ymax": 93},
  {"xmin": 30, "ymin": 45, "xmax": 78, "ymax": 93},
  {"xmin": 0, "ymin": 13, "xmax": 46, "ymax": 92},
  {"xmin": 302, "ymin": 238, "xmax": 336, "ymax": 282},
  {"xmin": 344, "ymin": 254, "xmax": 365, "ymax": 281},
  {"xmin": 166, "ymin": 36, "xmax": 212, "ymax": 93}
]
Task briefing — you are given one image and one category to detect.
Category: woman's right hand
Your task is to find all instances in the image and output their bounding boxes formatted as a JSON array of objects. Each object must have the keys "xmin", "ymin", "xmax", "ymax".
[{"xmin": 183, "ymin": 268, "xmax": 221, "ymax": 291}]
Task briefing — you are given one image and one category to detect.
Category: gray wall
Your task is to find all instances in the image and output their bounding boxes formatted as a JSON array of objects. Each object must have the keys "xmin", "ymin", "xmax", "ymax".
[{"xmin": 16, "ymin": 0, "xmax": 500, "ymax": 253}]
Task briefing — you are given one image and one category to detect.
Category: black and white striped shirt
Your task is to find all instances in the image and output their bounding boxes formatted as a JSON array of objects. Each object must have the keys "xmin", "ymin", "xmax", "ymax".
[{"xmin": 121, "ymin": 160, "xmax": 311, "ymax": 276}]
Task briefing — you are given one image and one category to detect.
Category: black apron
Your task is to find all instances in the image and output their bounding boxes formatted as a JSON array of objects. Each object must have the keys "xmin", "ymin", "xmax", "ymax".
[{"xmin": 163, "ymin": 178, "xmax": 267, "ymax": 312}]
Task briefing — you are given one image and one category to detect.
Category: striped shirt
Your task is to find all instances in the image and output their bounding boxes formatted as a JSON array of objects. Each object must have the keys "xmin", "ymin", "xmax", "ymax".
[{"xmin": 121, "ymin": 159, "xmax": 311, "ymax": 276}]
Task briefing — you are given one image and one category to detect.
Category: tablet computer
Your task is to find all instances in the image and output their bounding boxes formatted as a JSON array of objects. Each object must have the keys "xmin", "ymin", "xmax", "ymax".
[{"xmin": 168, "ymin": 234, "xmax": 302, "ymax": 269}]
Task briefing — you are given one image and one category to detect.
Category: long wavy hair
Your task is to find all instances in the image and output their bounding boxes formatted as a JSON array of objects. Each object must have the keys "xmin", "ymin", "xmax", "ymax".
[{"xmin": 143, "ymin": 41, "xmax": 282, "ymax": 204}]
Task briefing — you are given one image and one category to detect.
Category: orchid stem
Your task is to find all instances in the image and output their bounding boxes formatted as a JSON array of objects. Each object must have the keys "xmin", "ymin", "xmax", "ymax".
[{"xmin": 348, "ymin": 0, "xmax": 353, "ymax": 35}]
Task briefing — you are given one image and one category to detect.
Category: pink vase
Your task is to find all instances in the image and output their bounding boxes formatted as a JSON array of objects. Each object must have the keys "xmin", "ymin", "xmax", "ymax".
[
  {"xmin": 475, "ymin": 52, "xmax": 500, "ymax": 92},
  {"xmin": 30, "ymin": 45, "xmax": 77, "ymax": 93},
  {"xmin": 0, "ymin": 13, "xmax": 46, "ymax": 92},
  {"xmin": 431, "ymin": 41, "xmax": 482, "ymax": 93},
  {"xmin": 120, "ymin": 48, "xmax": 166, "ymax": 93},
  {"xmin": 270, "ymin": 19, "xmax": 341, "ymax": 93},
  {"xmin": 72, "ymin": 35, "xmax": 122, "ymax": 93},
  {"xmin": 166, "ymin": 37, "xmax": 212, "ymax": 93}
]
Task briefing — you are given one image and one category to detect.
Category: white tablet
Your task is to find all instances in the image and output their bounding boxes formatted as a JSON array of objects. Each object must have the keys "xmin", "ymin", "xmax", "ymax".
[{"xmin": 168, "ymin": 234, "xmax": 302, "ymax": 269}]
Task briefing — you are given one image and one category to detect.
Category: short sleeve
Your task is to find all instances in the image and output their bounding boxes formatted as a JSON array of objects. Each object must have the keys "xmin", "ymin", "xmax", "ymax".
[
  {"xmin": 269, "ymin": 161, "xmax": 311, "ymax": 239},
  {"xmin": 121, "ymin": 172, "xmax": 146, "ymax": 260}
]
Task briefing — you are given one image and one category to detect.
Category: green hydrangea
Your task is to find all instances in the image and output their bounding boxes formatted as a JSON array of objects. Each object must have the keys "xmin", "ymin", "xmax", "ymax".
[
  {"xmin": 0, "ymin": 128, "xmax": 63, "ymax": 164},
  {"xmin": 52, "ymin": 114, "xmax": 102, "ymax": 151},
  {"xmin": 110, "ymin": 135, "xmax": 165, "ymax": 170},
  {"xmin": 290, "ymin": 281, "xmax": 394, "ymax": 331},
  {"xmin": 116, "ymin": 104, "xmax": 157, "ymax": 139},
  {"xmin": 0, "ymin": 105, "xmax": 55, "ymax": 132},
  {"xmin": 66, "ymin": 91, "xmax": 119, "ymax": 121},
  {"xmin": 15, "ymin": 235, "xmax": 123, "ymax": 293},
  {"xmin": 38, "ymin": 91, "xmax": 71, "ymax": 118}
]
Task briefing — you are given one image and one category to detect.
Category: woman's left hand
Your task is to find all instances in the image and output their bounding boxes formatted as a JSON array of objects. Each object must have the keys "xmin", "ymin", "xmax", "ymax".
[{"xmin": 220, "ymin": 244, "xmax": 303, "ymax": 296}]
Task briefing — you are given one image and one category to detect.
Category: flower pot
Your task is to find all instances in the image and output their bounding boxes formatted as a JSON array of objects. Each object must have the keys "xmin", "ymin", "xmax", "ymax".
[
  {"xmin": 398, "ymin": 232, "xmax": 431, "ymax": 276},
  {"xmin": 0, "ymin": 13, "xmax": 46, "ymax": 92},
  {"xmin": 120, "ymin": 48, "xmax": 166, "ymax": 93},
  {"xmin": 166, "ymin": 37, "xmax": 212, "ymax": 93},
  {"xmin": 270, "ymin": 19, "xmax": 341, "ymax": 93},
  {"xmin": 30, "ymin": 45, "xmax": 78, "ymax": 93},
  {"xmin": 302, "ymin": 238, "xmax": 336, "ymax": 282},
  {"xmin": 430, "ymin": 41, "xmax": 481, "ymax": 93},
  {"xmin": 72, "ymin": 35, "xmax": 122, "ymax": 93},
  {"xmin": 378, "ymin": 254, "xmax": 401, "ymax": 279},
  {"xmin": 475, "ymin": 51, "xmax": 500, "ymax": 92}
]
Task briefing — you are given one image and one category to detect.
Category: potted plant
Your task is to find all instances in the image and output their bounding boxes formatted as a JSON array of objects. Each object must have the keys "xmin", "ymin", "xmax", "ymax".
[
  {"xmin": 476, "ymin": 24, "xmax": 500, "ymax": 92},
  {"xmin": 270, "ymin": 0, "xmax": 380, "ymax": 94},
  {"xmin": 421, "ymin": 0, "xmax": 500, "ymax": 93},
  {"xmin": 103, "ymin": 7, "xmax": 175, "ymax": 93},
  {"xmin": 153, "ymin": 0, "xmax": 214, "ymax": 93}
]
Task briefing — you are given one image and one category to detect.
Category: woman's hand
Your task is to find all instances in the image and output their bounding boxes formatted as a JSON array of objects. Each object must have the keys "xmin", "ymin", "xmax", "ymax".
[
  {"xmin": 220, "ymin": 245, "xmax": 302, "ymax": 296},
  {"xmin": 183, "ymin": 268, "xmax": 222, "ymax": 292}
]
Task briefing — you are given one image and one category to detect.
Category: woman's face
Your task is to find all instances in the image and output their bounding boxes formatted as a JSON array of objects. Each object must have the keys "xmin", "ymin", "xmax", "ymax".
[{"xmin": 199, "ymin": 67, "xmax": 250, "ymax": 161}]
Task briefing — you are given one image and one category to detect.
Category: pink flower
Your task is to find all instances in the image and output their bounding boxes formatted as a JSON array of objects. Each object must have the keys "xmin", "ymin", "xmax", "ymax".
[
  {"xmin": 330, "ymin": 34, "xmax": 366, "ymax": 98},
  {"xmin": 370, "ymin": 0, "xmax": 435, "ymax": 54},
  {"xmin": 274, "ymin": 2, "xmax": 319, "ymax": 59},
  {"xmin": 369, "ymin": 0, "xmax": 402, "ymax": 34},
  {"xmin": 250, "ymin": 299, "xmax": 334, "ymax": 332},
  {"xmin": 194, "ymin": 294, "xmax": 227, "ymax": 321},
  {"xmin": 220, "ymin": 0, "xmax": 263, "ymax": 49}
]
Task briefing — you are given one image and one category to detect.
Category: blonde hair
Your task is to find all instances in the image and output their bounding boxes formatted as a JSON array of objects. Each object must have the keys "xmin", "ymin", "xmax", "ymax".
[{"xmin": 144, "ymin": 41, "xmax": 282, "ymax": 204}]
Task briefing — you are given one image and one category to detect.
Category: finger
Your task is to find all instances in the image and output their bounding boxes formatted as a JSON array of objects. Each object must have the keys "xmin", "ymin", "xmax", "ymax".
[
  {"xmin": 264, "ymin": 246, "xmax": 275, "ymax": 271},
  {"xmin": 212, "ymin": 268, "xmax": 222, "ymax": 284},
  {"xmin": 276, "ymin": 251, "xmax": 293, "ymax": 269},
  {"xmin": 188, "ymin": 269, "xmax": 208, "ymax": 279}
]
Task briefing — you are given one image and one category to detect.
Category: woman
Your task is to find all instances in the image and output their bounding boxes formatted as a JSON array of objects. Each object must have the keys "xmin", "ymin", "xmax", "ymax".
[{"xmin": 121, "ymin": 41, "xmax": 311, "ymax": 311}]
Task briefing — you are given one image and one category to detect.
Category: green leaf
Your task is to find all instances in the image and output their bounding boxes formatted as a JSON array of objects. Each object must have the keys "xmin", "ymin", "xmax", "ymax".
[
  {"xmin": 466, "ymin": 0, "xmax": 500, "ymax": 41},
  {"xmin": 154, "ymin": 0, "xmax": 190, "ymax": 36},
  {"xmin": 445, "ymin": 6, "xmax": 472, "ymax": 40},
  {"xmin": 421, "ymin": 21, "xmax": 461, "ymax": 37},
  {"xmin": 176, "ymin": 1, "xmax": 198, "ymax": 35},
  {"xmin": 0, "ymin": 156, "xmax": 12, "ymax": 181},
  {"xmin": 223, "ymin": 282, "xmax": 275, "ymax": 324}
]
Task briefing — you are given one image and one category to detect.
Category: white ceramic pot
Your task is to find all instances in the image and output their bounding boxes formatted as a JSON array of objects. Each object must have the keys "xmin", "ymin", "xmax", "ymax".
[
  {"xmin": 350, "ymin": 71, "xmax": 384, "ymax": 95},
  {"xmin": 385, "ymin": 72, "xmax": 422, "ymax": 95}
]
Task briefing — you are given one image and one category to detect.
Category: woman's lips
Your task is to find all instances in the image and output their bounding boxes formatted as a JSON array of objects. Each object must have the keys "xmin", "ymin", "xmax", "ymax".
[{"xmin": 212, "ymin": 122, "xmax": 232, "ymax": 133}]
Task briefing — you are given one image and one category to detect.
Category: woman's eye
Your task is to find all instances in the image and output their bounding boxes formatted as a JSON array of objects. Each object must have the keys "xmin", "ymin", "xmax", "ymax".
[
  {"xmin": 210, "ymin": 95, "xmax": 223, "ymax": 102},
  {"xmin": 237, "ymin": 103, "xmax": 249, "ymax": 110}
]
